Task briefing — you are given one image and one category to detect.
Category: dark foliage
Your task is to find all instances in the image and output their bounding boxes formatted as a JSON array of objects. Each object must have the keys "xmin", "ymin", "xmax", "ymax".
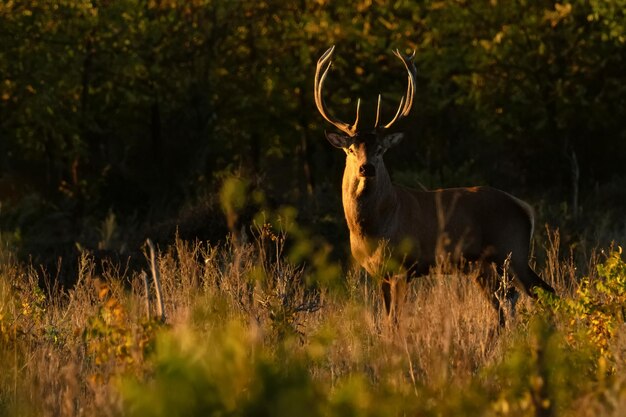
[{"xmin": 1, "ymin": 1, "xmax": 625, "ymax": 271}]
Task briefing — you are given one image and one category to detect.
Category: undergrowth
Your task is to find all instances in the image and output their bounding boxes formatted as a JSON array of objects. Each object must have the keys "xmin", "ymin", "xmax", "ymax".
[{"xmin": 1, "ymin": 225, "xmax": 626, "ymax": 416}]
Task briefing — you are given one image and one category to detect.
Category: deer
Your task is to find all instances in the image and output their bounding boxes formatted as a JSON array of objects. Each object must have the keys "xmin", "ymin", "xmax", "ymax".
[{"xmin": 314, "ymin": 46, "xmax": 555, "ymax": 326}]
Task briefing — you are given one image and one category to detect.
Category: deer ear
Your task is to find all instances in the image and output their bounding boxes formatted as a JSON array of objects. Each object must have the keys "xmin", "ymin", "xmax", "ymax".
[
  {"xmin": 325, "ymin": 132, "xmax": 351, "ymax": 149},
  {"xmin": 382, "ymin": 133, "xmax": 404, "ymax": 149}
]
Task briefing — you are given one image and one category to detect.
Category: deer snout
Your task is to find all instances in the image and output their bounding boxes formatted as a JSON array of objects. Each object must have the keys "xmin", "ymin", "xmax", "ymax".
[{"xmin": 358, "ymin": 163, "xmax": 376, "ymax": 178}]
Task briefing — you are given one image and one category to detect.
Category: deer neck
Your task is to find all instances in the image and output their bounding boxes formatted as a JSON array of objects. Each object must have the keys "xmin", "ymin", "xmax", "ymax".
[{"xmin": 341, "ymin": 164, "xmax": 397, "ymax": 236}]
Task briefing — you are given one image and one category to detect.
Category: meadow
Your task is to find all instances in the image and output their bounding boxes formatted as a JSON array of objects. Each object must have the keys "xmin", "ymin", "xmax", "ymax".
[
  {"xmin": 2, "ymin": 1, "xmax": 626, "ymax": 415},
  {"xmin": 2, "ymin": 217, "xmax": 625, "ymax": 417}
]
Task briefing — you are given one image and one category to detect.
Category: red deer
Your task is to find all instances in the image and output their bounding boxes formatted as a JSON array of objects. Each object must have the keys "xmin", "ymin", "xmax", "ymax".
[{"xmin": 314, "ymin": 46, "xmax": 555, "ymax": 325}]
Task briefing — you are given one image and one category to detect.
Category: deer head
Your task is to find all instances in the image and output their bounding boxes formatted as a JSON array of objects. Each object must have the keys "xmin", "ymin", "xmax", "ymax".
[{"xmin": 314, "ymin": 46, "xmax": 416, "ymax": 181}]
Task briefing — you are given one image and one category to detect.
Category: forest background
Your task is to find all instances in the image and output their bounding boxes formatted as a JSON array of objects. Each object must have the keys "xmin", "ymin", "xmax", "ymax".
[{"xmin": 1, "ymin": 0, "xmax": 626, "ymax": 279}]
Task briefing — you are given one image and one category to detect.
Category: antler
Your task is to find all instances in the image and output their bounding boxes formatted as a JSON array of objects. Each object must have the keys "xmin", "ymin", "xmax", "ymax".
[
  {"xmin": 374, "ymin": 49, "xmax": 416, "ymax": 130},
  {"xmin": 314, "ymin": 46, "xmax": 360, "ymax": 137}
]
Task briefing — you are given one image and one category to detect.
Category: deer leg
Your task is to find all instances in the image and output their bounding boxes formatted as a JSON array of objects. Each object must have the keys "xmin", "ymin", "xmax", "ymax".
[
  {"xmin": 393, "ymin": 275, "xmax": 408, "ymax": 323},
  {"xmin": 511, "ymin": 263, "xmax": 556, "ymax": 298},
  {"xmin": 381, "ymin": 275, "xmax": 408, "ymax": 324},
  {"xmin": 381, "ymin": 279, "xmax": 393, "ymax": 317},
  {"xmin": 475, "ymin": 263, "xmax": 510, "ymax": 327}
]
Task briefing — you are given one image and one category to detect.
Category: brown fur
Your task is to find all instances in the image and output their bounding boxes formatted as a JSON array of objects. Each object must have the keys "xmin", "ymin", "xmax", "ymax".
[
  {"xmin": 331, "ymin": 131, "xmax": 554, "ymax": 325},
  {"xmin": 315, "ymin": 46, "xmax": 553, "ymax": 325}
]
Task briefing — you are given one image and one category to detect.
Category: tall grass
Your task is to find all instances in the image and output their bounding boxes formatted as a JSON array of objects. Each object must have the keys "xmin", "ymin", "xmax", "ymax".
[{"xmin": 1, "ymin": 225, "xmax": 625, "ymax": 416}]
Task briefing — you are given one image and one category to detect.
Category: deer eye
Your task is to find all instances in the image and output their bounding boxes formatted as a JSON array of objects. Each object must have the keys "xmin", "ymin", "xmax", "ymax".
[{"xmin": 347, "ymin": 147, "xmax": 355, "ymax": 154}]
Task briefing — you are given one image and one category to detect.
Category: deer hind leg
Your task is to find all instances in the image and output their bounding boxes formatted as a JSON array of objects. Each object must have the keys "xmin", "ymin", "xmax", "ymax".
[
  {"xmin": 511, "ymin": 262, "xmax": 556, "ymax": 298},
  {"xmin": 474, "ymin": 263, "xmax": 518, "ymax": 327}
]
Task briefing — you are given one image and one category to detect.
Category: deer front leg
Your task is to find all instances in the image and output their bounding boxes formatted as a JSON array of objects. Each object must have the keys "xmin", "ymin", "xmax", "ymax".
[
  {"xmin": 382, "ymin": 279, "xmax": 393, "ymax": 317},
  {"xmin": 381, "ymin": 275, "xmax": 408, "ymax": 324}
]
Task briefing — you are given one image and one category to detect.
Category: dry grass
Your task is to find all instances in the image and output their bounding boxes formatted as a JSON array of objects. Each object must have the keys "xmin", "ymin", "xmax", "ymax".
[{"xmin": 1, "ymin": 228, "xmax": 625, "ymax": 416}]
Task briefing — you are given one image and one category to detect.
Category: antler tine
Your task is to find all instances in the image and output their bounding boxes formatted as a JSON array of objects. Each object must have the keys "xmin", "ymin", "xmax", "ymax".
[
  {"xmin": 397, "ymin": 49, "xmax": 416, "ymax": 116},
  {"xmin": 353, "ymin": 98, "xmax": 361, "ymax": 132},
  {"xmin": 374, "ymin": 94, "xmax": 382, "ymax": 128},
  {"xmin": 381, "ymin": 49, "xmax": 417, "ymax": 130},
  {"xmin": 314, "ymin": 46, "xmax": 359, "ymax": 136},
  {"xmin": 383, "ymin": 96, "xmax": 406, "ymax": 129}
]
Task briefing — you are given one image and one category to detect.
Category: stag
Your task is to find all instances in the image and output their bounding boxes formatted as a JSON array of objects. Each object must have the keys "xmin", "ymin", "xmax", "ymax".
[{"xmin": 314, "ymin": 46, "xmax": 555, "ymax": 325}]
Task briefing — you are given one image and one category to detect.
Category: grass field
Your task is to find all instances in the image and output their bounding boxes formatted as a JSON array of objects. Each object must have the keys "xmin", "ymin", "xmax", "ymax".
[{"xmin": 1, "ymin": 224, "xmax": 625, "ymax": 417}]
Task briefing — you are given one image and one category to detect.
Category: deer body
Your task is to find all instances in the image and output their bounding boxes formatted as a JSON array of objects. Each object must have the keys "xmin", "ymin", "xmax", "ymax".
[
  {"xmin": 315, "ymin": 46, "xmax": 554, "ymax": 324},
  {"xmin": 346, "ymin": 181, "xmax": 537, "ymax": 278}
]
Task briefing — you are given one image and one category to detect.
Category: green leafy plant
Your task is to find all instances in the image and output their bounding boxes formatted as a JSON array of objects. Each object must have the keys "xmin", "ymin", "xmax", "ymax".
[
  {"xmin": 83, "ymin": 280, "xmax": 158, "ymax": 381},
  {"xmin": 120, "ymin": 323, "xmax": 326, "ymax": 417},
  {"xmin": 564, "ymin": 247, "xmax": 626, "ymax": 367}
]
